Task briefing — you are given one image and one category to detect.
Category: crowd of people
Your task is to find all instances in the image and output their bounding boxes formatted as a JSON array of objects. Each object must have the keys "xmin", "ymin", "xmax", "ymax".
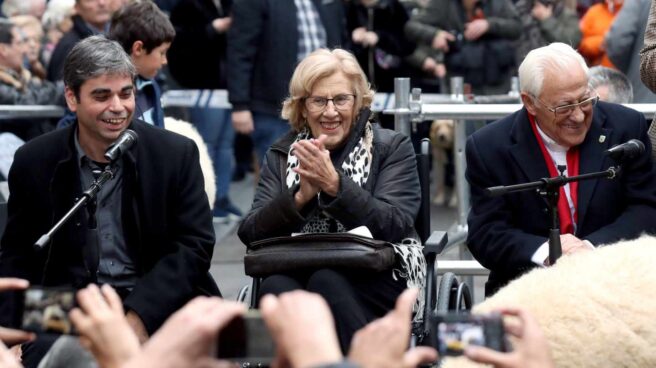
[{"xmin": 0, "ymin": 0, "xmax": 655, "ymax": 367}]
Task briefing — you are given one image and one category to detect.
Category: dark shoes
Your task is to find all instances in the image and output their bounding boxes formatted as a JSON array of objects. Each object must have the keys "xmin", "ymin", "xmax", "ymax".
[{"xmin": 213, "ymin": 197, "xmax": 242, "ymax": 223}]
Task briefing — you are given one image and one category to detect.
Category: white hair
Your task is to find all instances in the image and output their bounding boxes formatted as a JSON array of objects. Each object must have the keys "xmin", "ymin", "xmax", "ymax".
[
  {"xmin": 41, "ymin": 0, "xmax": 75, "ymax": 31},
  {"xmin": 1, "ymin": 0, "xmax": 44, "ymax": 17},
  {"xmin": 518, "ymin": 42, "xmax": 589, "ymax": 97}
]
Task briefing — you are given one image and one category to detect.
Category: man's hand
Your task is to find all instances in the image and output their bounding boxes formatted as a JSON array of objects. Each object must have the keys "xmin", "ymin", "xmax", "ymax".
[
  {"xmin": 422, "ymin": 58, "xmax": 447, "ymax": 78},
  {"xmin": 432, "ymin": 30, "xmax": 455, "ymax": 52},
  {"xmin": 124, "ymin": 297, "xmax": 245, "ymax": 368},
  {"xmin": 465, "ymin": 308, "xmax": 555, "ymax": 368},
  {"xmin": 0, "ymin": 278, "xmax": 34, "ymax": 345},
  {"xmin": 292, "ymin": 135, "xmax": 340, "ymax": 196},
  {"xmin": 69, "ymin": 284, "xmax": 141, "ymax": 368},
  {"xmin": 261, "ymin": 291, "xmax": 342, "ymax": 368},
  {"xmin": 560, "ymin": 234, "xmax": 593, "ymax": 255},
  {"xmin": 212, "ymin": 17, "xmax": 232, "ymax": 33},
  {"xmin": 232, "ymin": 110, "xmax": 254, "ymax": 134},
  {"xmin": 348, "ymin": 289, "xmax": 438, "ymax": 368},
  {"xmin": 352, "ymin": 27, "xmax": 367, "ymax": 44},
  {"xmin": 464, "ymin": 19, "xmax": 489, "ymax": 41},
  {"xmin": 531, "ymin": 1, "xmax": 553, "ymax": 21}
]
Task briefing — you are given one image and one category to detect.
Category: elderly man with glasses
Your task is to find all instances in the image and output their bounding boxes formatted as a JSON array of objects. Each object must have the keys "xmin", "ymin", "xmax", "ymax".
[{"xmin": 465, "ymin": 42, "xmax": 656, "ymax": 296}]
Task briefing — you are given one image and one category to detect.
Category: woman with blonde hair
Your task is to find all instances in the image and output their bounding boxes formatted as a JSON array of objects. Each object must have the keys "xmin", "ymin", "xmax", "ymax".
[{"xmin": 238, "ymin": 48, "xmax": 422, "ymax": 351}]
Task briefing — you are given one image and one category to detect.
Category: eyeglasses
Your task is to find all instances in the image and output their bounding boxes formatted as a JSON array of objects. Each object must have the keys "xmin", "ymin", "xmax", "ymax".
[
  {"xmin": 532, "ymin": 94, "xmax": 599, "ymax": 117},
  {"xmin": 304, "ymin": 94, "xmax": 355, "ymax": 112}
]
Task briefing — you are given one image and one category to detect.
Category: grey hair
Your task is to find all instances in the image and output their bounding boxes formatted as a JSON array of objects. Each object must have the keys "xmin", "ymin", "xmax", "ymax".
[
  {"xmin": 588, "ymin": 66, "xmax": 633, "ymax": 104},
  {"xmin": 518, "ymin": 42, "xmax": 589, "ymax": 97},
  {"xmin": 41, "ymin": 0, "xmax": 74, "ymax": 31},
  {"xmin": 1, "ymin": 0, "xmax": 43, "ymax": 17},
  {"xmin": 63, "ymin": 35, "xmax": 136, "ymax": 99}
]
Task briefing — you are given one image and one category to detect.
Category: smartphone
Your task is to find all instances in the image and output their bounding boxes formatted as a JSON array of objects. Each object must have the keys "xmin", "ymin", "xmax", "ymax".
[
  {"xmin": 216, "ymin": 310, "xmax": 276, "ymax": 364},
  {"xmin": 19, "ymin": 286, "xmax": 77, "ymax": 335},
  {"xmin": 434, "ymin": 312, "xmax": 507, "ymax": 356}
]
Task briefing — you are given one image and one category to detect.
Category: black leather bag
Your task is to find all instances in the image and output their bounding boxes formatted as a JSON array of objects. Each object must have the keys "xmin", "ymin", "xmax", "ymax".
[{"xmin": 244, "ymin": 233, "xmax": 396, "ymax": 277}]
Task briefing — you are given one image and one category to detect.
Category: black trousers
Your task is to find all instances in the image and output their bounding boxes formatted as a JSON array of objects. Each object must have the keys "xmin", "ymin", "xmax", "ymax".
[{"xmin": 258, "ymin": 268, "xmax": 406, "ymax": 352}]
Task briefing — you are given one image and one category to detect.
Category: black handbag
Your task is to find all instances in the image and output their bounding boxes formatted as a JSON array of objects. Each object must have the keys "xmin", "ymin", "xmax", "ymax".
[{"xmin": 244, "ymin": 233, "xmax": 396, "ymax": 277}]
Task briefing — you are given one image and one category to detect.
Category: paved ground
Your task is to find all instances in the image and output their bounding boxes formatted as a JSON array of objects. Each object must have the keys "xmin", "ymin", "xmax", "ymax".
[{"xmin": 210, "ymin": 174, "xmax": 487, "ymax": 305}]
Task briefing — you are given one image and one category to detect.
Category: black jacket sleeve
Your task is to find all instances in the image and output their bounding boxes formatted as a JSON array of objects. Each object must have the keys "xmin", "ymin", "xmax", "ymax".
[
  {"xmin": 123, "ymin": 140, "xmax": 217, "ymax": 334},
  {"xmin": 227, "ymin": 0, "xmax": 263, "ymax": 111},
  {"xmin": 238, "ymin": 149, "xmax": 312, "ymax": 246},
  {"xmin": 319, "ymin": 133, "xmax": 420, "ymax": 242}
]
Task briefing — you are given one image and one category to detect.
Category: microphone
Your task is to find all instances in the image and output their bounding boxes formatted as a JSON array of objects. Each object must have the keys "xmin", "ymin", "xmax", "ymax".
[
  {"xmin": 605, "ymin": 139, "xmax": 645, "ymax": 161},
  {"xmin": 104, "ymin": 129, "xmax": 138, "ymax": 162}
]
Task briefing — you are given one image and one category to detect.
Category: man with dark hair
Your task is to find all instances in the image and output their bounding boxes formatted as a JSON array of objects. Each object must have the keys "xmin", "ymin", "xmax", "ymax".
[
  {"xmin": 0, "ymin": 35, "xmax": 219, "ymax": 366},
  {"xmin": 46, "ymin": 0, "xmax": 111, "ymax": 82},
  {"xmin": 0, "ymin": 19, "xmax": 60, "ymax": 141},
  {"xmin": 109, "ymin": 1, "xmax": 175, "ymax": 128}
]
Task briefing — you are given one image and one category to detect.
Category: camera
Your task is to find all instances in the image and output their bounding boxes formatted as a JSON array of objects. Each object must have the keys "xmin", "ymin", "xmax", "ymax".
[
  {"xmin": 447, "ymin": 30, "xmax": 465, "ymax": 53},
  {"xmin": 433, "ymin": 312, "xmax": 508, "ymax": 356},
  {"xmin": 216, "ymin": 310, "xmax": 276, "ymax": 364},
  {"xmin": 18, "ymin": 286, "xmax": 77, "ymax": 335}
]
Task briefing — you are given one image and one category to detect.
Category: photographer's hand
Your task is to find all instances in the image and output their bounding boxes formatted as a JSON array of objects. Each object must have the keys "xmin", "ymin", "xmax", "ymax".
[
  {"xmin": 123, "ymin": 297, "xmax": 245, "ymax": 368},
  {"xmin": 0, "ymin": 341, "xmax": 21, "ymax": 368},
  {"xmin": 70, "ymin": 284, "xmax": 141, "ymax": 368},
  {"xmin": 261, "ymin": 291, "xmax": 342, "ymax": 368},
  {"xmin": 0, "ymin": 278, "xmax": 34, "ymax": 345},
  {"xmin": 464, "ymin": 307, "xmax": 555, "ymax": 368},
  {"xmin": 348, "ymin": 289, "xmax": 438, "ymax": 368}
]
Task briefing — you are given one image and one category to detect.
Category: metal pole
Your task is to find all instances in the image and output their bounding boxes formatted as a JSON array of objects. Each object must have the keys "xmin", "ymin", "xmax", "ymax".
[{"xmin": 394, "ymin": 78, "xmax": 411, "ymax": 137}]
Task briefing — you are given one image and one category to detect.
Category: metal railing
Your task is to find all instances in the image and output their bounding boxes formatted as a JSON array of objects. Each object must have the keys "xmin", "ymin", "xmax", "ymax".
[{"xmin": 0, "ymin": 105, "xmax": 65, "ymax": 120}]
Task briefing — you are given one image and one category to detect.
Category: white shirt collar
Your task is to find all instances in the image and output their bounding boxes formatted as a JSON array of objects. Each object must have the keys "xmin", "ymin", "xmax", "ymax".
[{"xmin": 535, "ymin": 121, "xmax": 568, "ymax": 153}]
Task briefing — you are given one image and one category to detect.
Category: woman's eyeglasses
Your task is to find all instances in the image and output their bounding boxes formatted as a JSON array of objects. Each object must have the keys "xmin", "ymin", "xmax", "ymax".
[{"xmin": 304, "ymin": 94, "xmax": 355, "ymax": 112}]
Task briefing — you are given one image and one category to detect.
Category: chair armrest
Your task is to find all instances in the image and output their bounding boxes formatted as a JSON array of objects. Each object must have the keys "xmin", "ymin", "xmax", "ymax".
[{"xmin": 423, "ymin": 231, "xmax": 448, "ymax": 257}]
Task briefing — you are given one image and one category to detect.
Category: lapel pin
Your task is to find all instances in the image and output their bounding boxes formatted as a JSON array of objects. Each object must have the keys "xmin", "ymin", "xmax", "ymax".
[{"xmin": 599, "ymin": 135, "xmax": 606, "ymax": 143}]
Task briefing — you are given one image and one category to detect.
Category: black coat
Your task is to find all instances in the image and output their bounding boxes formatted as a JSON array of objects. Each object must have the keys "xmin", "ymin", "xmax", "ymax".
[
  {"xmin": 227, "ymin": 0, "xmax": 349, "ymax": 115},
  {"xmin": 345, "ymin": 0, "xmax": 415, "ymax": 92},
  {"xmin": 47, "ymin": 15, "xmax": 97, "ymax": 82},
  {"xmin": 466, "ymin": 102, "xmax": 656, "ymax": 295},
  {"xmin": 168, "ymin": 0, "xmax": 232, "ymax": 89},
  {"xmin": 0, "ymin": 120, "xmax": 219, "ymax": 334},
  {"xmin": 238, "ymin": 121, "xmax": 420, "ymax": 245}
]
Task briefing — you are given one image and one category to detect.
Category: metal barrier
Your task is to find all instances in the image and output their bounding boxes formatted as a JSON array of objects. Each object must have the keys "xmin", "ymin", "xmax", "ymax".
[{"xmin": 0, "ymin": 105, "xmax": 65, "ymax": 120}]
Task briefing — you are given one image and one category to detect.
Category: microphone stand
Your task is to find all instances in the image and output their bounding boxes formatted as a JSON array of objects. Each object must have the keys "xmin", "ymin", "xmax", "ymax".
[
  {"xmin": 33, "ymin": 164, "xmax": 116, "ymax": 251},
  {"xmin": 485, "ymin": 166, "xmax": 621, "ymax": 265}
]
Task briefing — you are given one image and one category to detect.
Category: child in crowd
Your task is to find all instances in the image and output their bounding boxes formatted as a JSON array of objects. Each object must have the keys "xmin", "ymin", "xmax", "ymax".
[{"xmin": 108, "ymin": 1, "xmax": 175, "ymax": 128}]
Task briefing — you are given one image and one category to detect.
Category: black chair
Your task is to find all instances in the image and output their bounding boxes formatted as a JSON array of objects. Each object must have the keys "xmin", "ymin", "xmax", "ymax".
[{"xmin": 236, "ymin": 139, "xmax": 473, "ymax": 346}]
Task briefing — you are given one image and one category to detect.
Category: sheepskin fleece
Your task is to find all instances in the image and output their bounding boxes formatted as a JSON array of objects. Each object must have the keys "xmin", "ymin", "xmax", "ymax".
[
  {"xmin": 164, "ymin": 117, "xmax": 216, "ymax": 208},
  {"xmin": 444, "ymin": 235, "xmax": 656, "ymax": 368}
]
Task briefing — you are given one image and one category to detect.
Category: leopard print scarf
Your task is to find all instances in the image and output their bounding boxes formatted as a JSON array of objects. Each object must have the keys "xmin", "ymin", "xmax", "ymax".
[{"xmin": 285, "ymin": 118, "xmax": 426, "ymax": 322}]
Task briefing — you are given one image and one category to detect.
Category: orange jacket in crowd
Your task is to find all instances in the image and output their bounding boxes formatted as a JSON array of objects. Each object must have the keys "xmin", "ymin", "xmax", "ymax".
[{"xmin": 579, "ymin": 0, "xmax": 623, "ymax": 68}]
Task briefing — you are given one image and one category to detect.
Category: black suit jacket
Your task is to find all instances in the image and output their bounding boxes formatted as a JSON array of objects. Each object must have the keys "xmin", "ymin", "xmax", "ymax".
[
  {"xmin": 0, "ymin": 120, "xmax": 219, "ymax": 334},
  {"xmin": 227, "ymin": 0, "xmax": 348, "ymax": 115},
  {"xmin": 466, "ymin": 101, "xmax": 656, "ymax": 295}
]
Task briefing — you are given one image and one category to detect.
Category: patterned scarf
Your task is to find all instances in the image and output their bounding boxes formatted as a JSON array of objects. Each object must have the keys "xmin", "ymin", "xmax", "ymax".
[{"xmin": 285, "ymin": 117, "xmax": 426, "ymax": 321}]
